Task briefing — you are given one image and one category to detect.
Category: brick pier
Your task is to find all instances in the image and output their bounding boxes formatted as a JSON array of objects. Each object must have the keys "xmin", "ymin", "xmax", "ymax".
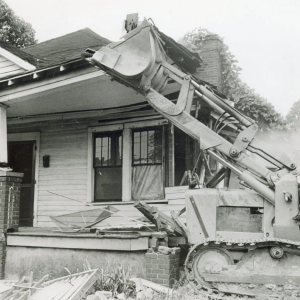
[
  {"xmin": 145, "ymin": 247, "xmax": 181, "ymax": 288},
  {"xmin": 0, "ymin": 171, "xmax": 23, "ymax": 278}
]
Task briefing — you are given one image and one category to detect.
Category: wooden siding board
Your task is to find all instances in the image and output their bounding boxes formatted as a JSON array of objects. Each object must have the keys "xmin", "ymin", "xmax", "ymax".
[
  {"xmin": 0, "ymin": 64, "xmax": 22, "ymax": 74},
  {"xmin": 38, "ymin": 189, "xmax": 87, "ymax": 196},
  {"xmin": 39, "ymin": 169, "xmax": 87, "ymax": 175},
  {"xmin": 0, "ymin": 60, "xmax": 15, "ymax": 68},
  {"xmin": 39, "ymin": 185, "xmax": 87, "ymax": 191}
]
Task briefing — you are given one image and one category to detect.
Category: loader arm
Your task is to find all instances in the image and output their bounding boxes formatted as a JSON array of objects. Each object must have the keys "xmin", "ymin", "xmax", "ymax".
[{"xmin": 82, "ymin": 19, "xmax": 298, "ymax": 208}]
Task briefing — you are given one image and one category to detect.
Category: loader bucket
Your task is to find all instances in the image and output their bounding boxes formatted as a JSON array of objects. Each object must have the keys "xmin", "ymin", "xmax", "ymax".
[
  {"xmin": 89, "ymin": 20, "xmax": 164, "ymax": 81},
  {"xmin": 83, "ymin": 18, "xmax": 202, "ymax": 92}
]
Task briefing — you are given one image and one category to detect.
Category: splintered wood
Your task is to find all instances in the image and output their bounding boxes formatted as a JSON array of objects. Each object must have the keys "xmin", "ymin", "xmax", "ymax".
[{"xmin": 0, "ymin": 269, "xmax": 98, "ymax": 300}]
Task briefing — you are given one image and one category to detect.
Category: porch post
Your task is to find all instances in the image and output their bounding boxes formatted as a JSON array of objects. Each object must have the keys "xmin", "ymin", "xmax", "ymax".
[
  {"xmin": 122, "ymin": 128, "xmax": 132, "ymax": 201},
  {"xmin": 0, "ymin": 105, "xmax": 7, "ymax": 165}
]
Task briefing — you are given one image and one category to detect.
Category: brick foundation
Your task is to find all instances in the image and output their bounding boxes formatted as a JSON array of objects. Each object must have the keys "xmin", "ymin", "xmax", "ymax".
[
  {"xmin": 145, "ymin": 247, "xmax": 180, "ymax": 288},
  {"xmin": 0, "ymin": 171, "xmax": 23, "ymax": 279}
]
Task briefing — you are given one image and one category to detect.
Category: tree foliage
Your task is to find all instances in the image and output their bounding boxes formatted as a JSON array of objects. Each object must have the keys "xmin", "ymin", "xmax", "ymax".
[
  {"xmin": 285, "ymin": 99, "xmax": 300, "ymax": 124},
  {"xmin": 0, "ymin": 0, "xmax": 36, "ymax": 48},
  {"xmin": 179, "ymin": 28, "xmax": 282, "ymax": 129}
]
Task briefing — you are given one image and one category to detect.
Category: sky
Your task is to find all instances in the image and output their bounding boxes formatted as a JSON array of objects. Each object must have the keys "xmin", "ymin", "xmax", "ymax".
[{"xmin": 7, "ymin": 0, "xmax": 300, "ymax": 116}]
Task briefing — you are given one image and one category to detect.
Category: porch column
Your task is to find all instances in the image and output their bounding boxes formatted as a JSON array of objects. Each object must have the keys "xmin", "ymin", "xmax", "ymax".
[
  {"xmin": 0, "ymin": 105, "xmax": 7, "ymax": 165},
  {"xmin": 122, "ymin": 128, "xmax": 132, "ymax": 201}
]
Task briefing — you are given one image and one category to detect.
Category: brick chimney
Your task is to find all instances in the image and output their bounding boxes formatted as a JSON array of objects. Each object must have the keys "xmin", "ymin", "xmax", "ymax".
[{"xmin": 194, "ymin": 34, "xmax": 224, "ymax": 92}]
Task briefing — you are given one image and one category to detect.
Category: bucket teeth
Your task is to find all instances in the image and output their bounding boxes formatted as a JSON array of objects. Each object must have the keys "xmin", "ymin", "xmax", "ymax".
[{"xmin": 292, "ymin": 212, "xmax": 300, "ymax": 220}]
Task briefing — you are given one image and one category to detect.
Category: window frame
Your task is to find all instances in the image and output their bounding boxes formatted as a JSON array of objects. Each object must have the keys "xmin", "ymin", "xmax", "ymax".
[
  {"xmin": 87, "ymin": 120, "xmax": 167, "ymax": 203},
  {"xmin": 93, "ymin": 130, "xmax": 123, "ymax": 202},
  {"xmin": 132, "ymin": 127, "xmax": 163, "ymax": 166},
  {"xmin": 93, "ymin": 131, "xmax": 123, "ymax": 168}
]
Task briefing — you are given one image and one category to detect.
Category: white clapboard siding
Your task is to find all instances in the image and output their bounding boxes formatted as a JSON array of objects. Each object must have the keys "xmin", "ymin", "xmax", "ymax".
[
  {"xmin": 36, "ymin": 121, "xmax": 89, "ymax": 226},
  {"xmin": 10, "ymin": 117, "xmax": 189, "ymax": 227},
  {"xmin": 0, "ymin": 54, "xmax": 24, "ymax": 77}
]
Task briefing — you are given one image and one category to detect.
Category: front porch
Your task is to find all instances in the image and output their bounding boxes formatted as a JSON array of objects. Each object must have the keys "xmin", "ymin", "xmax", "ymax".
[{"xmin": 5, "ymin": 227, "xmax": 148, "ymax": 280}]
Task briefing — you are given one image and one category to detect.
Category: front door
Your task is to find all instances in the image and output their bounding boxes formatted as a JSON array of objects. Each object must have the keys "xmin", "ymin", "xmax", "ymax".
[
  {"xmin": 8, "ymin": 141, "xmax": 36, "ymax": 227},
  {"xmin": 94, "ymin": 131, "xmax": 123, "ymax": 202}
]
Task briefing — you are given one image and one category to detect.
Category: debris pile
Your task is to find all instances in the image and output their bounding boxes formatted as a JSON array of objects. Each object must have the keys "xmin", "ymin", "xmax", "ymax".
[
  {"xmin": 0, "ymin": 269, "xmax": 98, "ymax": 300},
  {"xmin": 87, "ymin": 278, "xmax": 173, "ymax": 300}
]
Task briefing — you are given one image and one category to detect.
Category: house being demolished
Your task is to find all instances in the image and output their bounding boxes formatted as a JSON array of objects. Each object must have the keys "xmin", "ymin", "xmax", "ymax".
[{"xmin": 0, "ymin": 27, "xmax": 231, "ymax": 280}]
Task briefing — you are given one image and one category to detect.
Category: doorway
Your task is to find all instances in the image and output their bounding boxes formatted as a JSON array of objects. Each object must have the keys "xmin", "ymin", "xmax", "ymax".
[
  {"xmin": 93, "ymin": 131, "xmax": 123, "ymax": 202},
  {"xmin": 8, "ymin": 141, "xmax": 36, "ymax": 227}
]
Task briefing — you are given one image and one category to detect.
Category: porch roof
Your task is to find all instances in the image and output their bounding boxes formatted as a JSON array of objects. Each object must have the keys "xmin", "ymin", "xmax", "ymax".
[{"xmin": 0, "ymin": 28, "xmax": 180, "ymax": 121}]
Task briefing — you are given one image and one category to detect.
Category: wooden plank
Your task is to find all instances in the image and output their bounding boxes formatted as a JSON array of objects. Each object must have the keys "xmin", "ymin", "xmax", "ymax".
[
  {"xmin": 38, "ymin": 153, "xmax": 87, "ymax": 160},
  {"xmin": 0, "ymin": 64, "xmax": 21, "ymax": 74},
  {"xmin": 165, "ymin": 193, "xmax": 186, "ymax": 199},
  {"xmin": 39, "ymin": 174, "xmax": 87, "ymax": 180},
  {"xmin": 39, "ymin": 185, "xmax": 87, "ymax": 191},
  {"xmin": 68, "ymin": 270, "xmax": 99, "ymax": 300},
  {"xmin": 0, "ymin": 55, "xmax": 8, "ymax": 62},
  {"xmin": 39, "ymin": 189, "xmax": 87, "ymax": 196},
  {"xmin": 39, "ymin": 168, "xmax": 87, "ymax": 175},
  {"xmin": 0, "ymin": 60, "xmax": 15, "ymax": 68},
  {"xmin": 37, "ymin": 163, "xmax": 87, "ymax": 169},
  {"xmin": 7, "ymin": 234, "xmax": 149, "ymax": 251},
  {"xmin": 165, "ymin": 186, "xmax": 188, "ymax": 193},
  {"xmin": 167, "ymin": 199, "xmax": 186, "ymax": 205},
  {"xmin": 170, "ymin": 211, "xmax": 188, "ymax": 238},
  {"xmin": 39, "ymin": 147, "xmax": 87, "ymax": 154},
  {"xmin": 41, "ymin": 134, "xmax": 87, "ymax": 143},
  {"xmin": 38, "ymin": 180, "xmax": 86, "ymax": 186}
]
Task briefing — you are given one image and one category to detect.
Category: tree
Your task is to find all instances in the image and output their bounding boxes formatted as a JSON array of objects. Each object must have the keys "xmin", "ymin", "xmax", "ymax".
[
  {"xmin": 0, "ymin": 0, "xmax": 36, "ymax": 48},
  {"xmin": 285, "ymin": 99, "xmax": 300, "ymax": 124},
  {"xmin": 179, "ymin": 28, "xmax": 283, "ymax": 129}
]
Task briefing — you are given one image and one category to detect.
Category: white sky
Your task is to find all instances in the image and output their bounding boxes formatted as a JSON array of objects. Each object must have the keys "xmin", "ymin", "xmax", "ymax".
[{"xmin": 7, "ymin": 0, "xmax": 300, "ymax": 116}]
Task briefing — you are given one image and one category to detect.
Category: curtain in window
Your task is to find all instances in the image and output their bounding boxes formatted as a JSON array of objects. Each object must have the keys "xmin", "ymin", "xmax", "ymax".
[{"xmin": 131, "ymin": 165, "xmax": 164, "ymax": 200}]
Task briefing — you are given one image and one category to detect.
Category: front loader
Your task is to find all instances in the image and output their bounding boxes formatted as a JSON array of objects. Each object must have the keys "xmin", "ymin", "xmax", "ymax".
[{"xmin": 82, "ymin": 18, "xmax": 300, "ymax": 293}]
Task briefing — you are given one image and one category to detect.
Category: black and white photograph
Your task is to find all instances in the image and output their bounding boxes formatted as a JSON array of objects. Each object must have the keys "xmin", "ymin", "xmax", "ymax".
[{"xmin": 0, "ymin": 0, "xmax": 299, "ymax": 299}]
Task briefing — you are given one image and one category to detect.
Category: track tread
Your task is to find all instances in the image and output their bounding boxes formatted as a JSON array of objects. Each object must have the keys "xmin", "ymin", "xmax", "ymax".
[{"xmin": 185, "ymin": 237, "xmax": 300, "ymax": 298}]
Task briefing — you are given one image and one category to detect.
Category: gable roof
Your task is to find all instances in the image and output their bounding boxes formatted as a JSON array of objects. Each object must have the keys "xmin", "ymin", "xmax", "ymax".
[
  {"xmin": 23, "ymin": 28, "xmax": 111, "ymax": 68},
  {"xmin": 0, "ymin": 41, "xmax": 39, "ymax": 67}
]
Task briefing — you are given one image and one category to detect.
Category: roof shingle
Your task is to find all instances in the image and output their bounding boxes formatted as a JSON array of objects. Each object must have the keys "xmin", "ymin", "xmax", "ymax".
[{"xmin": 23, "ymin": 28, "xmax": 110, "ymax": 68}]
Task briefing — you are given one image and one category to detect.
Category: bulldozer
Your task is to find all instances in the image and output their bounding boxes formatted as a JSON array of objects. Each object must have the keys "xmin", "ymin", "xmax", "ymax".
[{"xmin": 82, "ymin": 16, "xmax": 300, "ymax": 295}]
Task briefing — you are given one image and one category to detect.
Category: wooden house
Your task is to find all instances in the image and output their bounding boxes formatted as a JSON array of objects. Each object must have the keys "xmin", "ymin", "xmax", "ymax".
[{"xmin": 0, "ymin": 28, "xmax": 226, "ymax": 277}]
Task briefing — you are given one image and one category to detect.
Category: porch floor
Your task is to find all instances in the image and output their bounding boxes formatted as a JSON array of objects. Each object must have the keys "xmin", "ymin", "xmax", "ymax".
[{"xmin": 7, "ymin": 227, "xmax": 150, "ymax": 251}]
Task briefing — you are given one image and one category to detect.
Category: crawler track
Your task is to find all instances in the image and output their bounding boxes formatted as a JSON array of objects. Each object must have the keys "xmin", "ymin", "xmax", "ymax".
[{"xmin": 185, "ymin": 237, "xmax": 300, "ymax": 298}]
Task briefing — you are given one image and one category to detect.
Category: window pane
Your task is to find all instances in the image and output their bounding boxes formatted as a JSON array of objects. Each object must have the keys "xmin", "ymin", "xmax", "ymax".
[
  {"xmin": 94, "ymin": 132, "xmax": 122, "ymax": 167},
  {"xmin": 101, "ymin": 137, "xmax": 110, "ymax": 166},
  {"xmin": 140, "ymin": 131, "xmax": 148, "ymax": 164},
  {"xmin": 148, "ymin": 130, "xmax": 155, "ymax": 164},
  {"xmin": 154, "ymin": 130, "xmax": 162, "ymax": 163},
  {"xmin": 95, "ymin": 167, "xmax": 122, "ymax": 201},
  {"xmin": 115, "ymin": 135, "xmax": 122, "ymax": 166},
  {"xmin": 133, "ymin": 132, "xmax": 140, "ymax": 164},
  {"xmin": 132, "ymin": 128, "xmax": 163, "ymax": 165},
  {"xmin": 94, "ymin": 138, "xmax": 102, "ymax": 167}
]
